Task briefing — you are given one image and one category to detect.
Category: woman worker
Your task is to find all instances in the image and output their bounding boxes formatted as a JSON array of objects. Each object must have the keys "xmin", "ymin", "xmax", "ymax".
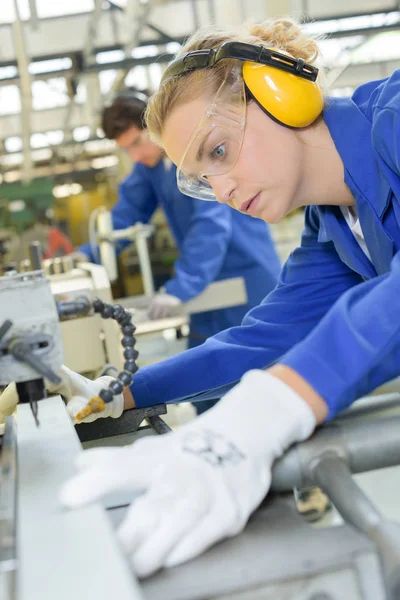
[
  {"xmin": 4, "ymin": 17, "xmax": 400, "ymax": 578},
  {"xmin": 79, "ymin": 89, "xmax": 281, "ymax": 415}
]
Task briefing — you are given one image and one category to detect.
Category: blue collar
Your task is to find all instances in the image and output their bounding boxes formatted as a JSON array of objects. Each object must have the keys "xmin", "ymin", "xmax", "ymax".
[
  {"xmin": 324, "ymin": 97, "xmax": 390, "ymax": 219},
  {"xmin": 323, "ymin": 97, "xmax": 394, "ymax": 276}
]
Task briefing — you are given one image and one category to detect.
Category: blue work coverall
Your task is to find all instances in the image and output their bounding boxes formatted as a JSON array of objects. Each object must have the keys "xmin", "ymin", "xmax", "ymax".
[
  {"xmin": 81, "ymin": 162, "xmax": 281, "ymax": 344},
  {"xmin": 130, "ymin": 70, "xmax": 400, "ymax": 418}
]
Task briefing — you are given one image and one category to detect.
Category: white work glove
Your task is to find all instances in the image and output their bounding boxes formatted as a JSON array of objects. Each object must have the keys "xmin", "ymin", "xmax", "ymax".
[
  {"xmin": 148, "ymin": 290, "xmax": 181, "ymax": 320},
  {"xmin": 60, "ymin": 370, "xmax": 316, "ymax": 578},
  {"xmin": 0, "ymin": 365, "xmax": 124, "ymax": 425}
]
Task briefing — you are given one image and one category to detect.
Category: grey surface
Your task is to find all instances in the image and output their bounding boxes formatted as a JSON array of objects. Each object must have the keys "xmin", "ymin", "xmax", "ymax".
[
  {"xmin": 16, "ymin": 397, "xmax": 144, "ymax": 600},
  {"xmin": 123, "ymin": 495, "xmax": 386, "ymax": 600},
  {"xmin": 0, "ymin": 417, "xmax": 17, "ymax": 600}
]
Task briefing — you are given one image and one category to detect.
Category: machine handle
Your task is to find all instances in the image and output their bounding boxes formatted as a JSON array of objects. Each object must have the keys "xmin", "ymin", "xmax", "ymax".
[
  {"xmin": 312, "ymin": 453, "xmax": 400, "ymax": 600},
  {"xmin": 8, "ymin": 338, "xmax": 61, "ymax": 385}
]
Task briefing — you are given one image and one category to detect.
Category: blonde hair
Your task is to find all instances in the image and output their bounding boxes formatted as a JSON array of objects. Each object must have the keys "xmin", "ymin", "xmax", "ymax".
[{"xmin": 145, "ymin": 18, "xmax": 323, "ymax": 145}]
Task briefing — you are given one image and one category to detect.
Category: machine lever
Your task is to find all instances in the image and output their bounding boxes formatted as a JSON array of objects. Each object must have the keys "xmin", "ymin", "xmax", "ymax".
[{"xmin": 8, "ymin": 338, "xmax": 62, "ymax": 385}]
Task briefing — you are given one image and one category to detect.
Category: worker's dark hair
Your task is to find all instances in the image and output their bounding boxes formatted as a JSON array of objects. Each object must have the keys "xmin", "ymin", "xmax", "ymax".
[{"xmin": 101, "ymin": 88, "xmax": 150, "ymax": 140}]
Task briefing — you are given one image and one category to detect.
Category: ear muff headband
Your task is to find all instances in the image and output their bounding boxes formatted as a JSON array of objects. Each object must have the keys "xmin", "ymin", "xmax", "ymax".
[{"xmin": 162, "ymin": 41, "xmax": 324, "ymax": 128}]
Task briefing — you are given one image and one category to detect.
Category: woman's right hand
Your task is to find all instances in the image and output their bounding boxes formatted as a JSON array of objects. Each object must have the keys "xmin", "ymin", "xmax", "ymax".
[{"xmin": 0, "ymin": 365, "xmax": 125, "ymax": 424}]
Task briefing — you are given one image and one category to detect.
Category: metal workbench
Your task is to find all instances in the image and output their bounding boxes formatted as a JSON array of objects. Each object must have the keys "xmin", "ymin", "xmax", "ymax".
[{"xmin": 3, "ymin": 393, "xmax": 400, "ymax": 599}]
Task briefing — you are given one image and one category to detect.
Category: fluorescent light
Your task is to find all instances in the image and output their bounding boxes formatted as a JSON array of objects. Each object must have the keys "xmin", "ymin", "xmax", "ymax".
[
  {"xmin": 330, "ymin": 87, "xmax": 355, "ymax": 97},
  {"xmin": 5, "ymin": 137, "xmax": 23, "ymax": 153},
  {"xmin": 0, "ymin": 153, "xmax": 23, "ymax": 166},
  {"xmin": 8, "ymin": 200, "xmax": 26, "ymax": 212},
  {"xmin": 53, "ymin": 183, "xmax": 83, "ymax": 198},
  {"xmin": 31, "ymin": 132, "xmax": 49, "ymax": 149},
  {"xmin": 73, "ymin": 126, "xmax": 91, "ymax": 142},
  {"xmin": 91, "ymin": 155, "xmax": 118, "ymax": 169},
  {"xmin": 29, "ymin": 58, "xmax": 73, "ymax": 75},
  {"xmin": 303, "ymin": 11, "xmax": 400, "ymax": 36},
  {"xmin": 32, "ymin": 148, "xmax": 53, "ymax": 161},
  {"xmin": 96, "ymin": 50, "xmax": 125, "ymax": 64},
  {"xmin": 4, "ymin": 171, "xmax": 21, "ymax": 183},
  {"xmin": 165, "ymin": 42, "xmax": 181, "ymax": 54},
  {"xmin": 132, "ymin": 45, "xmax": 158, "ymax": 59},
  {"xmin": 84, "ymin": 139, "xmax": 115, "ymax": 153},
  {"xmin": 0, "ymin": 66, "xmax": 18, "ymax": 80},
  {"xmin": 46, "ymin": 130, "xmax": 64, "ymax": 145}
]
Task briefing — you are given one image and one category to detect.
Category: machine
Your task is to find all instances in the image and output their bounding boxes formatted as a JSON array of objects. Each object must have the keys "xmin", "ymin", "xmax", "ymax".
[{"xmin": 4, "ymin": 257, "xmax": 400, "ymax": 599}]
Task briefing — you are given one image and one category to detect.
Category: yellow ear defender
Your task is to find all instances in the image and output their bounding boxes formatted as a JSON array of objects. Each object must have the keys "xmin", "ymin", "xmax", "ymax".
[
  {"xmin": 162, "ymin": 41, "xmax": 324, "ymax": 129},
  {"xmin": 243, "ymin": 60, "xmax": 324, "ymax": 128}
]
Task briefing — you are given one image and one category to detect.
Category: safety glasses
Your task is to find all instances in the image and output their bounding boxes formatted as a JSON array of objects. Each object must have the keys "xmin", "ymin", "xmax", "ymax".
[{"xmin": 176, "ymin": 71, "xmax": 246, "ymax": 201}]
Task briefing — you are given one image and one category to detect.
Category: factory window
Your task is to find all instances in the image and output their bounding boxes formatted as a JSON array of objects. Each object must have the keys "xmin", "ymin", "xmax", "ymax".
[
  {"xmin": 98, "ymin": 70, "xmax": 117, "ymax": 94},
  {"xmin": 4, "ymin": 137, "xmax": 23, "ymax": 153},
  {"xmin": 29, "ymin": 130, "xmax": 65, "ymax": 148},
  {"xmin": 73, "ymin": 126, "xmax": 91, "ymax": 142},
  {"xmin": 36, "ymin": 0, "xmax": 94, "ymax": 18},
  {"xmin": 45, "ymin": 130, "xmax": 64, "ymax": 146},
  {"xmin": 0, "ymin": 153, "xmax": 23, "ymax": 166},
  {"xmin": 0, "ymin": 85, "xmax": 21, "ymax": 116},
  {"xmin": 318, "ymin": 36, "xmax": 365, "ymax": 65},
  {"xmin": 32, "ymin": 148, "xmax": 53, "ymax": 162},
  {"xmin": 303, "ymin": 11, "xmax": 400, "ymax": 35},
  {"xmin": 131, "ymin": 45, "xmax": 158, "ymax": 59},
  {"xmin": 29, "ymin": 58, "xmax": 73, "ymax": 76},
  {"xmin": 0, "ymin": 0, "xmax": 30, "ymax": 24},
  {"xmin": 0, "ymin": 66, "xmax": 18, "ymax": 81},
  {"xmin": 32, "ymin": 79, "xmax": 69, "ymax": 110},
  {"xmin": 31, "ymin": 133, "xmax": 49, "ymax": 149},
  {"xmin": 125, "ymin": 66, "xmax": 148, "ymax": 90},
  {"xmin": 351, "ymin": 31, "xmax": 400, "ymax": 64},
  {"xmin": 96, "ymin": 50, "xmax": 125, "ymax": 65}
]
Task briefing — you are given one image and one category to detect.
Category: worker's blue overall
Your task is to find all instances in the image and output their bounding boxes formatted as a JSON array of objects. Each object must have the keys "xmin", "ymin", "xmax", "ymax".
[{"xmin": 130, "ymin": 70, "xmax": 400, "ymax": 419}]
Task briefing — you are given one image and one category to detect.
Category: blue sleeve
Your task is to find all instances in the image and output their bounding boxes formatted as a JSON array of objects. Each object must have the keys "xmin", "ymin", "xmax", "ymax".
[
  {"xmin": 164, "ymin": 201, "xmax": 232, "ymax": 301},
  {"xmin": 79, "ymin": 165, "xmax": 158, "ymax": 262},
  {"xmin": 281, "ymin": 96, "xmax": 400, "ymax": 420},
  {"xmin": 132, "ymin": 207, "xmax": 362, "ymax": 407},
  {"xmin": 282, "ymin": 252, "xmax": 400, "ymax": 420}
]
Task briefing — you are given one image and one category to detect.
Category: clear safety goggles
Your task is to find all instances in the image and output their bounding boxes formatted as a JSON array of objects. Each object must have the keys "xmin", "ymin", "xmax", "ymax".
[{"xmin": 176, "ymin": 74, "xmax": 246, "ymax": 201}]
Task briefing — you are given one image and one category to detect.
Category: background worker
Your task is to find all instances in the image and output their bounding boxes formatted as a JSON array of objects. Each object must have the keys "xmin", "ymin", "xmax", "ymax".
[{"xmin": 80, "ymin": 89, "xmax": 281, "ymax": 413}]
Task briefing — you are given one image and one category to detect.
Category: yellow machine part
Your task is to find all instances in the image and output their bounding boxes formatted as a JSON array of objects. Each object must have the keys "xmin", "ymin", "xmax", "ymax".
[{"xmin": 54, "ymin": 182, "xmax": 116, "ymax": 247}]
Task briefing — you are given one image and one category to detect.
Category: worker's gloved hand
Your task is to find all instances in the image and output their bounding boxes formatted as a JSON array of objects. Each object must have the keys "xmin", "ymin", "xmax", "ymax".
[
  {"xmin": 47, "ymin": 365, "xmax": 124, "ymax": 424},
  {"xmin": 60, "ymin": 371, "xmax": 316, "ymax": 578},
  {"xmin": 0, "ymin": 365, "xmax": 124, "ymax": 425},
  {"xmin": 148, "ymin": 291, "xmax": 182, "ymax": 320}
]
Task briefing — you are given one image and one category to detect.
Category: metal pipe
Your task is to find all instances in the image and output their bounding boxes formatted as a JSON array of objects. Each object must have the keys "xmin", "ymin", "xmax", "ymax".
[
  {"xmin": 12, "ymin": 0, "xmax": 33, "ymax": 184},
  {"xmin": 63, "ymin": 0, "xmax": 105, "ymax": 139},
  {"xmin": 207, "ymin": 0, "xmax": 216, "ymax": 22},
  {"xmin": 135, "ymin": 231, "xmax": 154, "ymax": 297},
  {"xmin": 191, "ymin": 0, "xmax": 200, "ymax": 30},
  {"xmin": 28, "ymin": 0, "xmax": 39, "ymax": 30},
  {"xmin": 312, "ymin": 454, "xmax": 400, "ymax": 600},
  {"xmin": 104, "ymin": 0, "xmax": 152, "ymax": 106},
  {"xmin": 271, "ymin": 415, "xmax": 400, "ymax": 491},
  {"xmin": 147, "ymin": 415, "xmax": 172, "ymax": 435}
]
